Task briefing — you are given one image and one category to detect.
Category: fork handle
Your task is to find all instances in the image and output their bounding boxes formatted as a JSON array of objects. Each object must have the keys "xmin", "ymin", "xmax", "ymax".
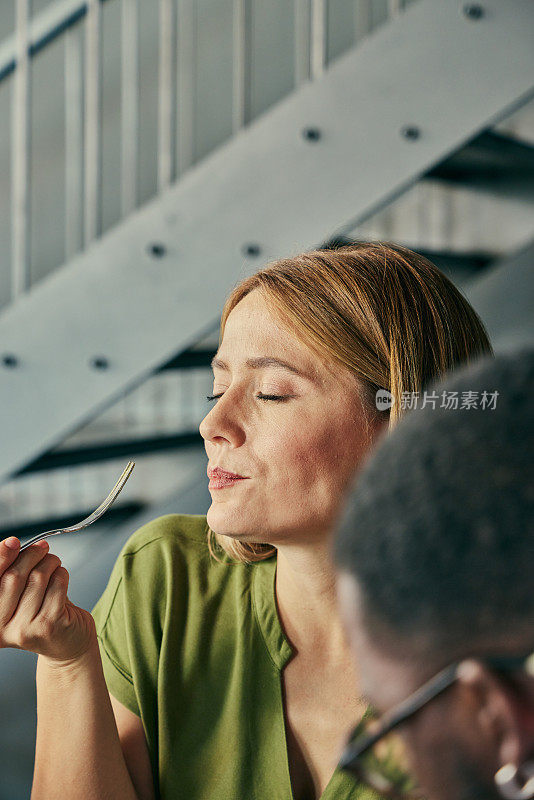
[{"xmin": 19, "ymin": 530, "xmax": 60, "ymax": 552}]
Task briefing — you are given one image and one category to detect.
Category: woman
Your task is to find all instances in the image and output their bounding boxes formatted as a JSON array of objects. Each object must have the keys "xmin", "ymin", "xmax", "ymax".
[{"xmin": 1, "ymin": 242, "xmax": 491, "ymax": 800}]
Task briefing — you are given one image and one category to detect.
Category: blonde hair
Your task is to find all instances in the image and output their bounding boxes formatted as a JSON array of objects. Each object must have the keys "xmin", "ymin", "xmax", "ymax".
[{"xmin": 207, "ymin": 240, "xmax": 493, "ymax": 564}]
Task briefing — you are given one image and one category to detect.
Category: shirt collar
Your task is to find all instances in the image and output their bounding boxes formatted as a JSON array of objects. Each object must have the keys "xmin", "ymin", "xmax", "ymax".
[{"xmin": 252, "ymin": 554, "xmax": 293, "ymax": 671}]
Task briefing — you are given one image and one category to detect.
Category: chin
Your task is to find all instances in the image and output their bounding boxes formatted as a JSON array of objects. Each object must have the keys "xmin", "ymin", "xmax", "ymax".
[{"xmin": 206, "ymin": 506, "xmax": 260, "ymax": 540}]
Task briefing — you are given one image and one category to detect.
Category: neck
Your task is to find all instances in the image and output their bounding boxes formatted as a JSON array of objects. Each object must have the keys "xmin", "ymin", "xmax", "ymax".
[{"xmin": 274, "ymin": 535, "xmax": 352, "ymax": 662}]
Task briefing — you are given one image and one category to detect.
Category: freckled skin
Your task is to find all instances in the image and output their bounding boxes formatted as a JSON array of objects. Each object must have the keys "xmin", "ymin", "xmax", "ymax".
[{"xmin": 199, "ymin": 289, "xmax": 381, "ymax": 547}]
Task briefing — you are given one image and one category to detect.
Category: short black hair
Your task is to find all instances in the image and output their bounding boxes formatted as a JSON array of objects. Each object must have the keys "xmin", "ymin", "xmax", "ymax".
[{"xmin": 334, "ymin": 347, "xmax": 534, "ymax": 655}]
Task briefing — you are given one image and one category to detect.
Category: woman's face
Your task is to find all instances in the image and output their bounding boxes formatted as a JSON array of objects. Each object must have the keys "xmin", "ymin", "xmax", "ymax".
[{"xmin": 199, "ymin": 289, "xmax": 385, "ymax": 547}]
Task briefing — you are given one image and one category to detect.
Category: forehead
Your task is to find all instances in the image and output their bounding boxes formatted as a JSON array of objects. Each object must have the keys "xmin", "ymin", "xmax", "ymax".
[
  {"xmin": 223, "ymin": 291, "xmax": 310, "ymax": 354},
  {"xmin": 220, "ymin": 291, "xmax": 356, "ymax": 388}
]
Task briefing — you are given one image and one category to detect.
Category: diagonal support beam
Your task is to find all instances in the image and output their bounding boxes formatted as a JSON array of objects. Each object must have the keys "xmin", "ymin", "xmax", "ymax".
[
  {"xmin": 1, "ymin": 0, "xmax": 534, "ymax": 485},
  {"xmin": 465, "ymin": 239, "xmax": 534, "ymax": 353}
]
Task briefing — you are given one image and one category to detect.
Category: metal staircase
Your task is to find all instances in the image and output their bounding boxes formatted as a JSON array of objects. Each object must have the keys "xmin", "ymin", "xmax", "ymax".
[{"xmin": 0, "ymin": 0, "xmax": 533, "ymax": 537}]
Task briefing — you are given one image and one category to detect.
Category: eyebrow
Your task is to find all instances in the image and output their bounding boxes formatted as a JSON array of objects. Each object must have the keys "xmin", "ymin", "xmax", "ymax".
[{"xmin": 210, "ymin": 355, "xmax": 317, "ymax": 383}]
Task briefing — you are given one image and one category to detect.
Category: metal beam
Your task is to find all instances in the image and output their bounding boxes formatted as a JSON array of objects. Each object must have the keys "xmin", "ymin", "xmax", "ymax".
[
  {"xmin": 0, "ymin": 0, "xmax": 122, "ymax": 83},
  {"xmin": 83, "ymin": 0, "xmax": 103, "ymax": 245},
  {"xmin": 11, "ymin": 0, "xmax": 31, "ymax": 298},
  {"xmin": 15, "ymin": 432, "xmax": 203, "ymax": 474},
  {"xmin": 0, "ymin": 0, "xmax": 88, "ymax": 83},
  {"xmin": 465, "ymin": 238, "xmax": 534, "ymax": 353},
  {"xmin": 1, "ymin": 0, "xmax": 534, "ymax": 485}
]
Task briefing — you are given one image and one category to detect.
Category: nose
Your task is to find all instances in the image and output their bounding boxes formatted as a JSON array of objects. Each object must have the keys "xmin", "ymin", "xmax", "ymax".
[{"xmin": 199, "ymin": 390, "xmax": 245, "ymax": 447}]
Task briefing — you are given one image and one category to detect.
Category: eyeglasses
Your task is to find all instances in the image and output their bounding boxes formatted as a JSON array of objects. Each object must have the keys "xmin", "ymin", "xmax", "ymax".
[{"xmin": 338, "ymin": 651, "xmax": 534, "ymax": 800}]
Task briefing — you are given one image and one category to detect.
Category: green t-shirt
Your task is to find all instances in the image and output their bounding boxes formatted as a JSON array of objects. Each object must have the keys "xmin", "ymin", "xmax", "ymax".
[{"xmin": 90, "ymin": 513, "xmax": 377, "ymax": 800}]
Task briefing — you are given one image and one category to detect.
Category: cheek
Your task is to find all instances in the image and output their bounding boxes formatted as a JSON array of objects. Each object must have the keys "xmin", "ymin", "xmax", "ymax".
[
  {"xmin": 271, "ymin": 420, "xmax": 363, "ymax": 494},
  {"xmin": 399, "ymin": 723, "xmax": 448, "ymax": 800},
  {"xmin": 265, "ymin": 423, "xmax": 320, "ymax": 484},
  {"xmin": 405, "ymin": 705, "xmax": 478, "ymax": 800},
  {"xmin": 308, "ymin": 415, "xmax": 370, "ymax": 486},
  {"xmin": 257, "ymin": 399, "xmax": 371, "ymax": 492}
]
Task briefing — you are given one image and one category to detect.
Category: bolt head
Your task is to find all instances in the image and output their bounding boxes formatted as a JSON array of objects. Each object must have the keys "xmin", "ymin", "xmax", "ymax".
[
  {"xmin": 302, "ymin": 127, "xmax": 321, "ymax": 142},
  {"xmin": 400, "ymin": 125, "xmax": 421, "ymax": 141},
  {"xmin": 243, "ymin": 243, "xmax": 261, "ymax": 257},
  {"xmin": 90, "ymin": 356, "xmax": 109, "ymax": 370},
  {"xmin": 1, "ymin": 354, "xmax": 18, "ymax": 368},
  {"xmin": 148, "ymin": 243, "xmax": 166, "ymax": 258},
  {"xmin": 463, "ymin": 4, "xmax": 484, "ymax": 20}
]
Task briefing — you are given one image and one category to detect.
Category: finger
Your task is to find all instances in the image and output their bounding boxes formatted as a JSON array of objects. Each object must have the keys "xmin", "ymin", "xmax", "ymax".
[
  {"xmin": 0, "ymin": 537, "xmax": 22, "ymax": 575},
  {"xmin": 0, "ymin": 541, "xmax": 51, "ymax": 624},
  {"xmin": 13, "ymin": 553, "xmax": 62, "ymax": 621},
  {"xmin": 33, "ymin": 566, "xmax": 69, "ymax": 623},
  {"xmin": 1, "ymin": 539, "xmax": 50, "ymax": 577},
  {"xmin": 3, "ymin": 567, "xmax": 69, "ymax": 653}
]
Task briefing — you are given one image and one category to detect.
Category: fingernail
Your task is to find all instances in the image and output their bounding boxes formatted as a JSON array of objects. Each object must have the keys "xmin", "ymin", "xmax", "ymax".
[{"xmin": 4, "ymin": 537, "xmax": 20, "ymax": 550}]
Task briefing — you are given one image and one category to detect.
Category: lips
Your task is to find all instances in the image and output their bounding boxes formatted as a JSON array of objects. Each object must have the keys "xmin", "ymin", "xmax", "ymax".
[{"xmin": 207, "ymin": 466, "xmax": 247, "ymax": 480}]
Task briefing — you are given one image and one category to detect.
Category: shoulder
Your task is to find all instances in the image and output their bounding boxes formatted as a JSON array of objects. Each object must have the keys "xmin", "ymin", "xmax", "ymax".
[
  {"xmin": 118, "ymin": 513, "xmax": 210, "ymax": 560},
  {"xmin": 115, "ymin": 513, "xmax": 249, "ymax": 600},
  {"xmin": 98, "ymin": 514, "xmax": 213, "ymax": 609},
  {"xmin": 92, "ymin": 515, "xmax": 214, "ymax": 634}
]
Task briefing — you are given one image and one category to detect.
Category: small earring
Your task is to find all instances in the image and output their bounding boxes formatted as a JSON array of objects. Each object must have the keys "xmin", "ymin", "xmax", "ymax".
[{"xmin": 495, "ymin": 762, "xmax": 534, "ymax": 800}]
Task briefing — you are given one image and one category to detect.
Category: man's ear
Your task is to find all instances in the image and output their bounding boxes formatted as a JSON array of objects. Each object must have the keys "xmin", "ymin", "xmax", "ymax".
[{"xmin": 455, "ymin": 660, "xmax": 531, "ymax": 768}]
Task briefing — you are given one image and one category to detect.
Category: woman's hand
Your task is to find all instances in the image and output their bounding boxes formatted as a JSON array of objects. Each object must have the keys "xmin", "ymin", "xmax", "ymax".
[{"xmin": 0, "ymin": 536, "xmax": 97, "ymax": 665}]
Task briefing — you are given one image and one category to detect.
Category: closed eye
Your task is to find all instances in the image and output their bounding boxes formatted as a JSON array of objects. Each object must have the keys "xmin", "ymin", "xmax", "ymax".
[{"xmin": 206, "ymin": 393, "xmax": 290, "ymax": 402}]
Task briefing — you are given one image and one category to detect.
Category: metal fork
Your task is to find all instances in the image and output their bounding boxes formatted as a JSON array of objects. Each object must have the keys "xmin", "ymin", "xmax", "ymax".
[{"xmin": 19, "ymin": 461, "xmax": 135, "ymax": 552}]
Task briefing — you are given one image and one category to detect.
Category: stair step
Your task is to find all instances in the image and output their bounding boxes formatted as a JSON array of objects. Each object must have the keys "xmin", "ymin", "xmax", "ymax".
[
  {"xmin": 414, "ymin": 248, "xmax": 494, "ymax": 276},
  {"xmin": 159, "ymin": 349, "xmax": 215, "ymax": 371},
  {"xmin": 14, "ymin": 433, "xmax": 204, "ymax": 475},
  {"xmin": 427, "ymin": 130, "xmax": 534, "ymax": 192},
  {"xmin": 319, "ymin": 235, "xmax": 496, "ymax": 277},
  {"xmin": 13, "ymin": 431, "xmax": 204, "ymax": 478}
]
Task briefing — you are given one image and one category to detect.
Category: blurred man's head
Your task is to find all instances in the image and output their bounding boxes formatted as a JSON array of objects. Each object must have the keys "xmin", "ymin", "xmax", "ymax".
[{"xmin": 334, "ymin": 348, "xmax": 534, "ymax": 800}]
